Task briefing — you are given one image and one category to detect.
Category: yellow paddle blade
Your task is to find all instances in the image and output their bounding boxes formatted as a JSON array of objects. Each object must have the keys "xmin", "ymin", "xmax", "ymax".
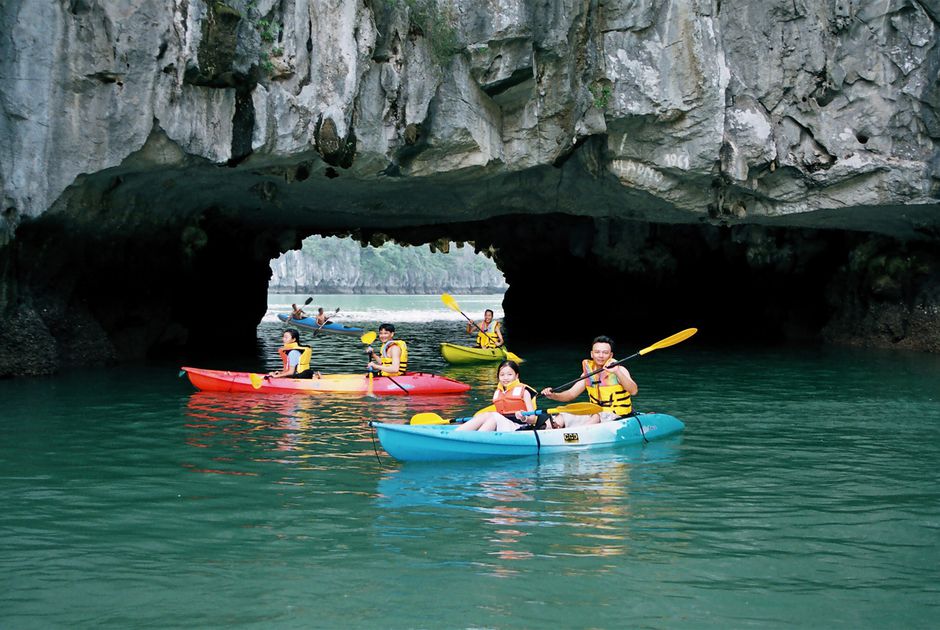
[
  {"xmin": 505, "ymin": 350, "xmax": 524, "ymax": 363},
  {"xmin": 474, "ymin": 404, "xmax": 496, "ymax": 416},
  {"xmin": 548, "ymin": 402, "xmax": 603, "ymax": 415},
  {"xmin": 249, "ymin": 373, "xmax": 264, "ymax": 389},
  {"xmin": 360, "ymin": 331, "xmax": 377, "ymax": 344},
  {"xmin": 410, "ymin": 413, "xmax": 449, "ymax": 425},
  {"xmin": 638, "ymin": 328, "xmax": 698, "ymax": 356},
  {"xmin": 440, "ymin": 293, "xmax": 461, "ymax": 313}
]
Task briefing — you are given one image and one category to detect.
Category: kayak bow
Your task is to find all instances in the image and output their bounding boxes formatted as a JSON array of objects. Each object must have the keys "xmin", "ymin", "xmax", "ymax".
[{"xmin": 440, "ymin": 342, "xmax": 523, "ymax": 364}]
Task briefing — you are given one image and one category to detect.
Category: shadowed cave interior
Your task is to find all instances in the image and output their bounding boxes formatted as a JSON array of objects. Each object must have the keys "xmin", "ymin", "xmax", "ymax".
[{"xmin": 2, "ymin": 151, "xmax": 938, "ymax": 376}]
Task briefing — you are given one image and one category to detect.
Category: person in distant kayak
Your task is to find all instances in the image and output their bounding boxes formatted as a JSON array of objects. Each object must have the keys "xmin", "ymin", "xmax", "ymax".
[
  {"xmin": 268, "ymin": 329, "xmax": 318, "ymax": 379},
  {"xmin": 457, "ymin": 361, "xmax": 546, "ymax": 431},
  {"xmin": 365, "ymin": 323, "xmax": 409, "ymax": 376},
  {"xmin": 540, "ymin": 335, "xmax": 637, "ymax": 427},
  {"xmin": 315, "ymin": 307, "xmax": 327, "ymax": 326},
  {"xmin": 466, "ymin": 309, "xmax": 504, "ymax": 348},
  {"xmin": 290, "ymin": 303, "xmax": 307, "ymax": 320}
]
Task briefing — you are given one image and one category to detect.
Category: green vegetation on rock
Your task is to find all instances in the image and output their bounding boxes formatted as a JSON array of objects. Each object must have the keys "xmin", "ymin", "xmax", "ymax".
[{"xmin": 386, "ymin": 0, "xmax": 461, "ymax": 66}]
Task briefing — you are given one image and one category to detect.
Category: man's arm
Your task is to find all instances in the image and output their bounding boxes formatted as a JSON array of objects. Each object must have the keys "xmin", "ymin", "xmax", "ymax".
[
  {"xmin": 613, "ymin": 365, "xmax": 638, "ymax": 394},
  {"xmin": 541, "ymin": 378, "xmax": 586, "ymax": 402},
  {"xmin": 385, "ymin": 344, "xmax": 402, "ymax": 374}
]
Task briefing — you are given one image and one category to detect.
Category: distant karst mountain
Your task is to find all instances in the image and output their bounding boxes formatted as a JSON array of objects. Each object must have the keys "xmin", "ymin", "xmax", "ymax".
[{"xmin": 269, "ymin": 237, "xmax": 507, "ymax": 294}]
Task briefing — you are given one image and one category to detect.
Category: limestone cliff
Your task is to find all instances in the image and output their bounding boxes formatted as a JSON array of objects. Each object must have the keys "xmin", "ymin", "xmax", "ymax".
[
  {"xmin": 0, "ymin": 0, "xmax": 938, "ymax": 375},
  {"xmin": 268, "ymin": 237, "xmax": 507, "ymax": 293}
]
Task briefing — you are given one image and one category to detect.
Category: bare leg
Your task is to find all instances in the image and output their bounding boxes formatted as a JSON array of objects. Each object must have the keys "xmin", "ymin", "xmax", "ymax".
[
  {"xmin": 456, "ymin": 412, "xmax": 503, "ymax": 432},
  {"xmin": 456, "ymin": 415, "xmax": 488, "ymax": 431}
]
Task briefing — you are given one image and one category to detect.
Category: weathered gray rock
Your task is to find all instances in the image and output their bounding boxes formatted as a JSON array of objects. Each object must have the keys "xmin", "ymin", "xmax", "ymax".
[
  {"xmin": 0, "ymin": 0, "xmax": 938, "ymax": 374},
  {"xmin": 2, "ymin": 0, "xmax": 936, "ymax": 228}
]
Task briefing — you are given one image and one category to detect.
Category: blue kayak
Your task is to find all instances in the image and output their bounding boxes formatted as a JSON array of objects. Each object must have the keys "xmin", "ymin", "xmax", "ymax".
[
  {"xmin": 370, "ymin": 413, "xmax": 685, "ymax": 462},
  {"xmin": 276, "ymin": 313, "xmax": 365, "ymax": 336}
]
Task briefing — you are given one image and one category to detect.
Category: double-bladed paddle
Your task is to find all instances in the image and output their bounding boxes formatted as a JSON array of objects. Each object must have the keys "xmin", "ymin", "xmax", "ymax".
[
  {"xmin": 409, "ymin": 402, "xmax": 603, "ymax": 425},
  {"xmin": 285, "ymin": 296, "xmax": 314, "ymax": 326},
  {"xmin": 440, "ymin": 293, "xmax": 523, "ymax": 363},
  {"xmin": 361, "ymin": 331, "xmax": 378, "ymax": 398},
  {"xmin": 312, "ymin": 307, "xmax": 341, "ymax": 337},
  {"xmin": 546, "ymin": 328, "xmax": 698, "ymax": 393}
]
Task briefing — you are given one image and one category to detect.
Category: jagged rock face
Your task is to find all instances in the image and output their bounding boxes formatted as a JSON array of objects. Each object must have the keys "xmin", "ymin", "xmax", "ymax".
[{"xmin": 0, "ymin": 0, "xmax": 938, "ymax": 375}]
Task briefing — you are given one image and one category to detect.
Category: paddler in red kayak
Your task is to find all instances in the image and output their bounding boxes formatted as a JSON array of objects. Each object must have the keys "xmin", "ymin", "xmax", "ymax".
[
  {"xmin": 267, "ymin": 329, "xmax": 319, "ymax": 379},
  {"xmin": 540, "ymin": 335, "xmax": 637, "ymax": 427},
  {"xmin": 365, "ymin": 323, "xmax": 409, "ymax": 376}
]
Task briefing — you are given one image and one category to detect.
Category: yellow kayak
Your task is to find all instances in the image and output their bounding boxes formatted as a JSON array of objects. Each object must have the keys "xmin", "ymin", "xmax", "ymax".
[{"xmin": 440, "ymin": 343, "xmax": 523, "ymax": 364}]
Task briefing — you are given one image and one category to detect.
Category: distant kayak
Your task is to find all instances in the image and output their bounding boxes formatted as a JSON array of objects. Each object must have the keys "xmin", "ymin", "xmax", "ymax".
[
  {"xmin": 181, "ymin": 367, "xmax": 471, "ymax": 396},
  {"xmin": 440, "ymin": 342, "xmax": 523, "ymax": 364},
  {"xmin": 276, "ymin": 313, "xmax": 364, "ymax": 336},
  {"xmin": 370, "ymin": 413, "xmax": 685, "ymax": 461}
]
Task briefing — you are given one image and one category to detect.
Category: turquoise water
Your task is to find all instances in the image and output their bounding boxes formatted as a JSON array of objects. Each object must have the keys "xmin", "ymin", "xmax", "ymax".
[{"xmin": 2, "ymin": 295, "xmax": 939, "ymax": 628}]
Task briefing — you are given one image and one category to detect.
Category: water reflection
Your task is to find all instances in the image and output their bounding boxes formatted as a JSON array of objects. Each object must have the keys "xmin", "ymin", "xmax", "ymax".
[
  {"xmin": 373, "ymin": 441, "xmax": 684, "ymax": 571},
  {"xmin": 181, "ymin": 392, "xmax": 393, "ymax": 474}
]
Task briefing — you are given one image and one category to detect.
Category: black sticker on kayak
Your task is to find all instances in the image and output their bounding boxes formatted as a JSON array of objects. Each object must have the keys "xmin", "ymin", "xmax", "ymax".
[{"xmin": 564, "ymin": 433, "xmax": 579, "ymax": 443}]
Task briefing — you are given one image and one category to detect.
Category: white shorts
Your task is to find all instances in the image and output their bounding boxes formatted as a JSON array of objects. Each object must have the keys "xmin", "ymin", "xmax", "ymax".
[{"xmin": 551, "ymin": 411, "xmax": 622, "ymax": 427}]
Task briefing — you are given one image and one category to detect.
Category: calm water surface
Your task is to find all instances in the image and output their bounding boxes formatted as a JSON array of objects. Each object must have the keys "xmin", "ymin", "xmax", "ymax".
[{"xmin": 2, "ymin": 295, "xmax": 939, "ymax": 628}]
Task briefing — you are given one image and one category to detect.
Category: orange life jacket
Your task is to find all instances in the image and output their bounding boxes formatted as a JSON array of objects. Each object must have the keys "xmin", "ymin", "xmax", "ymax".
[{"xmin": 492, "ymin": 380, "xmax": 530, "ymax": 415}]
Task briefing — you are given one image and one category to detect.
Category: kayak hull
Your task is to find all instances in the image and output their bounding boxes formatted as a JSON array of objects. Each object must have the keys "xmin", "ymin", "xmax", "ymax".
[
  {"xmin": 371, "ymin": 413, "xmax": 685, "ymax": 462},
  {"xmin": 440, "ymin": 342, "xmax": 521, "ymax": 364},
  {"xmin": 181, "ymin": 367, "xmax": 470, "ymax": 395},
  {"xmin": 276, "ymin": 313, "xmax": 364, "ymax": 336}
]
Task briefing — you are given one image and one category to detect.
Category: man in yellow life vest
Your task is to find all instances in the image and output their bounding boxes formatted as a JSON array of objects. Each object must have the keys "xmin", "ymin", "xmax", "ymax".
[
  {"xmin": 466, "ymin": 309, "xmax": 504, "ymax": 348},
  {"xmin": 267, "ymin": 329, "xmax": 317, "ymax": 379},
  {"xmin": 365, "ymin": 323, "xmax": 409, "ymax": 376},
  {"xmin": 540, "ymin": 335, "xmax": 637, "ymax": 427}
]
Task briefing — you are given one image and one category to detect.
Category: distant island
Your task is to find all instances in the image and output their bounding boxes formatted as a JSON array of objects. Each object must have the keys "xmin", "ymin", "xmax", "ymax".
[{"xmin": 270, "ymin": 237, "xmax": 508, "ymax": 294}]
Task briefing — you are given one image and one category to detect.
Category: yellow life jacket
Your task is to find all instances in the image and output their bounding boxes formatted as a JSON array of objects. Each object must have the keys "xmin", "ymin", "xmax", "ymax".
[
  {"xmin": 380, "ymin": 339, "xmax": 408, "ymax": 376},
  {"xmin": 476, "ymin": 320, "xmax": 502, "ymax": 348},
  {"xmin": 279, "ymin": 342, "xmax": 312, "ymax": 375},
  {"xmin": 492, "ymin": 380, "xmax": 530, "ymax": 415},
  {"xmin": 582, "ymin": 359, "xmax": 632, "ymax": 415}
]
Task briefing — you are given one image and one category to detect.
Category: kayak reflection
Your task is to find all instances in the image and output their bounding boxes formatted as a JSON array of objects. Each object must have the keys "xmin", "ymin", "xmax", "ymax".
[
  {"xmin": 373, "ymin": 440, "xmax": 683, "ymax": 512},
  {"xmin": 372, "ymin": 442, "xmax": 684, "ymax": 568}
]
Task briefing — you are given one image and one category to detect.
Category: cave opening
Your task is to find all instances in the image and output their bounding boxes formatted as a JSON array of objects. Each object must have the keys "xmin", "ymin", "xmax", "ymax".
[
  {"xmin": 2, "ymin": 158, "xmax": 937, "ymax": 378},
  {"xmin": 266, "ymin": 235, "xmax": 508, "ymax": 297}
]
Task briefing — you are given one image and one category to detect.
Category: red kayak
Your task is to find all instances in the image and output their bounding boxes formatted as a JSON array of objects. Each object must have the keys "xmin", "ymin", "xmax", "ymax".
[{"xmin": 181, "ymin": 367, "xmax": 471, "ymax": 396}]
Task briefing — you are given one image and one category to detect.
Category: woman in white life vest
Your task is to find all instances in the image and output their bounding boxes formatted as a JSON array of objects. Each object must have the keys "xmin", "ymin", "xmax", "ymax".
[{"xmin": 457, "ymin": 361, "xmax": 539, "ymax": 432}]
